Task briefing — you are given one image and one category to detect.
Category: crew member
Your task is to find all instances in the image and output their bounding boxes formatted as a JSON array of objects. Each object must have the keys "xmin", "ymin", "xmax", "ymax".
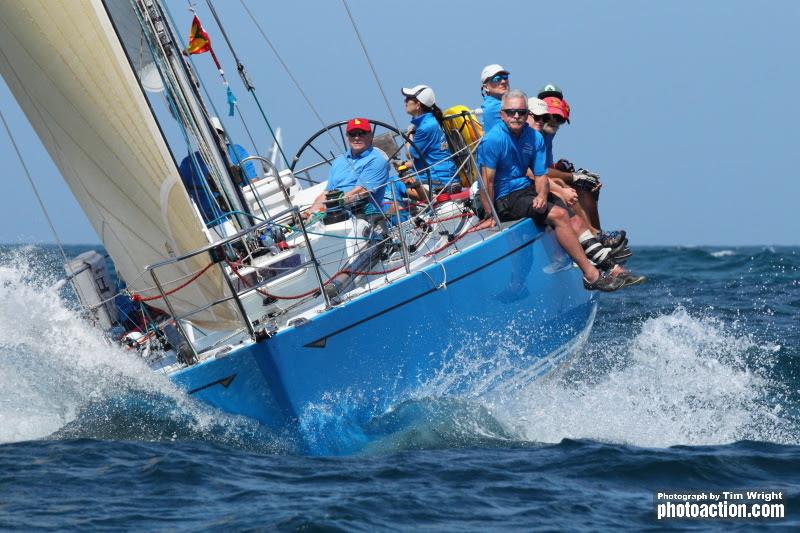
[
  {"xmin": 479, "ymin": 64, "xmax": 510, "ymax": 133},
  {"xmin": 478, "ymin": 90, "xmax": 643, "ymax": 291},
  {"xmin": 306, "ymin": 118, "xmax": 390, "ymax": 219},
  {"xmin": 401, "ymin": 84, "xmax": 457, "ymax": 189}
]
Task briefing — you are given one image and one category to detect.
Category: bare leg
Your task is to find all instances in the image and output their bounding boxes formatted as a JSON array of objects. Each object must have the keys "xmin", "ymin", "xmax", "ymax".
[
  {"xmin": 546, "ymin": 206, "xmax": 599, "ymax": 282},
  {"xmin": 577, "ymin": 189, "xmax": 601, "ymax": 230},
  {"xmin": 550, "ymin": 181, "xmax": 597, "ymax": 234}
]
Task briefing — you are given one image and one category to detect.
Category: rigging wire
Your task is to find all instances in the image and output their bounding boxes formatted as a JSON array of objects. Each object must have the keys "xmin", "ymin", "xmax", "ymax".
[
  {"xmin": 0, "ymin": 104, "xmax": 86, "ymax": 304},
  {"xmin": 201, "ymin": 0, "xmax": 291, "ymax": 169},
  {"xmin": 340, "ymin": 0, "xmax": 401, "ymax": 132},
  {"xmin": 237, "ymin": 0, "xmax": 342, "ymax": 152},
  {"xmin": 237, "ymin": 0, "xmax": 395, "ymax": 226}
]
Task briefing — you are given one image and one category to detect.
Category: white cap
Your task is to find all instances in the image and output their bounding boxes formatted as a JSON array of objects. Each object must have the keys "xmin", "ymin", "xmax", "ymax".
[
  {"xmin": 209, "ymin": 116, "xmax": 224, "ymax": 133},
  {"xmin": 527, "ymin": 97, "xmax": 548, "ymax": 116},
  {"xmin": 481, "ymin": 64, "xmax": 509, "ymax": 83},
  {"xmin": 401, "ymin": 85, "xmax": 436, "ymax": 107}
]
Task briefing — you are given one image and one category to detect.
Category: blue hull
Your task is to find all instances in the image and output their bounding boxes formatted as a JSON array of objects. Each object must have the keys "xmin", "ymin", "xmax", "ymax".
[{"xmin": 171, "ymin": 219, "xmax": 596, "ymax": 454}]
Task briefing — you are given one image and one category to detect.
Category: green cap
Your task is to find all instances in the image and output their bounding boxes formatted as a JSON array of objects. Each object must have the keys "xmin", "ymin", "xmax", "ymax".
[{"xmin": 537, "ymin": 83, "xmax": 563, "ymax": 99}]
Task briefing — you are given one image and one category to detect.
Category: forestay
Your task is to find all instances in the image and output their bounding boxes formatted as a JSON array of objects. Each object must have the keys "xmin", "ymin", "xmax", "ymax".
[{"xmin": 0, "ymin": 0, "xmax": 239, "ymax": 329}]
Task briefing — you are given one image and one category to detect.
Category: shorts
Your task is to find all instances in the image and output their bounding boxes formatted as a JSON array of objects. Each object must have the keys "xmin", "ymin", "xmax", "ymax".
[{"xmin": 494, "ymin": 183, "xmax": 573, "ymax": 225}]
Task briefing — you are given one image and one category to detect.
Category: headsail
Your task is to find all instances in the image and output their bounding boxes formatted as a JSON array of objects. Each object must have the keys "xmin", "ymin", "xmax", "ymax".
[{"xmin": 0, "ymin": 0, "xmax": 239, "ymax": 329}]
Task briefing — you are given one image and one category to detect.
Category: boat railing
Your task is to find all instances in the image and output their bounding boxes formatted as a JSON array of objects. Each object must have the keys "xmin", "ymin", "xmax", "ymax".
[
  {"xmin": 143, "ymin": 202, "xmax": 331, "ymax": 360},
  {"xmin": 143, "ymin": 146, "xmax": 494, "ymax": 362}
]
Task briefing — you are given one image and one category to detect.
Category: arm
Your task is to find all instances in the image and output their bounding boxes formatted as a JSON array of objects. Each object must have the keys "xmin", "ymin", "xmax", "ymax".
[
  {"xmin": 548, "ymin": 177, "xmax": 578, "ymax": 206},
  {"xmin": 403, "ymin": 177, "xmax": 428, "ymax": 203},
  {"xmin": 528, "ymin": 171, "xmax": 550, "ymax": 212},
  {"xmin": 546, "ymin": 166, "xmax": 574, "ymax": 185},
  {"xmin": 305, "ymin": 190, "xmax": 328, "ymax": 217},
  {"xmin": 528, "ymin": 132, "xmax": 550, "ymax": 212},
  {"xmin": 480, "ymin": 166, "xmax": 497, "ymax": 220}
]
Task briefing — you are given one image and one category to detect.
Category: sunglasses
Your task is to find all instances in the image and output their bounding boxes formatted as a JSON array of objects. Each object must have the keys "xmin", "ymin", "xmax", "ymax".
[
  {"xmin": 502, "ymin": 108, "xmax": 528, "ymax": 117},
  {"xmin": 488, "ymin": 74, "xmax": 509, "ymax": 83},
  {"xmin": 538, "ymin": 114, "xmax": 566, "ymax": 125},
  {"xmin": 347, "ymin": 130, "xmax": 370, "ymax": 138}
]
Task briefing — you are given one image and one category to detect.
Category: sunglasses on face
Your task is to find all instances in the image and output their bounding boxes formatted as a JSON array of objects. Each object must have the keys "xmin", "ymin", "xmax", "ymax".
[
  {"xmin": 538, "ymin": 114, "xmax": 566, "ymax": 125},
  {"xmin": 489, "ymin": 74, "xmax": 509, "ymax": 83},
  {"xmin": 347, "ymin": 130, "xmax": 370, "ymax": 138},
  {"xmin": 502, "ymin": 108, "xmax": 528, "ymax": 118}
]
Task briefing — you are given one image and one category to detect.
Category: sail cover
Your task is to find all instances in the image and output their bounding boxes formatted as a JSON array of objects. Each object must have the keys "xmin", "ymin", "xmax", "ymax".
[{"xmin": 0, "ymin": 0, "xmax": 240, "ymax": 330}]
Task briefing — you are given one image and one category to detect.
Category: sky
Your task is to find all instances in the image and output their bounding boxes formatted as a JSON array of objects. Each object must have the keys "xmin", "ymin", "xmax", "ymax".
[{"xmin": 1, "ymin": 0, "xmax": 798, "ymax": 246}]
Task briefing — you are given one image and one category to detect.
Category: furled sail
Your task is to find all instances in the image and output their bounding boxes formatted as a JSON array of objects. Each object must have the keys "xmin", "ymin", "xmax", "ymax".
[{"xmin": 0, "ymin": 0, "xmax": 240, "ymax": 330}]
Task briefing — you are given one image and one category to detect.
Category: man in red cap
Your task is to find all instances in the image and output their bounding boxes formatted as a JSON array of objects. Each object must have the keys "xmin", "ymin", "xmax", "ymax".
[
  {"xmin": 306, "ymin": 118, "xmax": 390, "ymax": 217},
  {"xmin": 527, "ymin": 96, "xmax": 629, "ymax": 258}
]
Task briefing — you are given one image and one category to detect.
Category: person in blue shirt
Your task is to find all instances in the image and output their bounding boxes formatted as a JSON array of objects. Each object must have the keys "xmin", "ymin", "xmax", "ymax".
[
  {"xmin": 306, "ymin": 118, "xmax": 390, "ymax": 218},
  {"xmin": 477, "ymin": 89, "xmax": 642, "ymax": 291},
  {"xmin": 178, "ymin": 151, "xmax": 224, "ymax": 226},
  {"xmin": 400, "ymin": 84, "xmax": 457, "ymax": 189},
  {"xmin": 383, "ymin": 161, "xmax": 428, "ymax": 225},
  {"xmin": 210, "ymin": 116, "xmax": 260, "ymax": 183},
  {"xmin": 526, "ymin": 97, "xmax": 628, "ymax": 260},
  {"xmin": 479, "ymin": 64, "xmax": 510, "ymax": 133}
]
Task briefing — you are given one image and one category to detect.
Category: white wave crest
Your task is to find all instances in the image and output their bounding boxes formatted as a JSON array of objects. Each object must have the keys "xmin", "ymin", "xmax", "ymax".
[
  {"xmin": 494, "ymin": 307, "xmax": 794, "ymax": 447},
  {"xmin": 0, "ymin": 249, "xmax": 222, "ymax": 444},
  {"xmin": 710, "ymin": 250, "xmax": 736, "ymax": 258}
]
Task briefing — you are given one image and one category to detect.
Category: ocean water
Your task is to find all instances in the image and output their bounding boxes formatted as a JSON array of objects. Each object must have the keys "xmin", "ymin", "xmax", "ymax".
[{"xmin": 0, "ymin": 244, "xmax": 798, "ymax": 531}]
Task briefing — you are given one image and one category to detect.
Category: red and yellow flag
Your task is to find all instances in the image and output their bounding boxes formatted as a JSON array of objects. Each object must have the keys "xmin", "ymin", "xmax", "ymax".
[{"xmin": 186, "ymin": 16, "xmax": 211, "ymax": 55}]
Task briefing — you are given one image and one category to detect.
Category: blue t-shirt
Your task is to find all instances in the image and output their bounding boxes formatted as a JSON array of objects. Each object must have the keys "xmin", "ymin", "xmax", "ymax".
[
  {"xmin": 408, "ymin": 113, "xmax": 456, "ymax": 186},
  {"xmin": 226, "ymin": 143, "xmax": 259, "ymax": 182},
  {"xmin": 326, "ymin": 146, "xmax": 389, "ymax": 215},
  {"xmin": 178, "ymin": 151, "xmax": 222, "ymax": 226},
  {"xmin": 383, "ymin": 180, "xmax": 409, "ymax": 224},
  {"xmin": 478, "ymin": 121, "xmax": 547, "ymax": 200},
  {"xmin": 481, "ymin": 94, "xmax": 502, "ymax": 133}
]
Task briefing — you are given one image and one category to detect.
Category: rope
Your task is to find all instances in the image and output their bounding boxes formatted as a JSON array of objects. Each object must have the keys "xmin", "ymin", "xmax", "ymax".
[{"xmin": 131, "ymin": 261, "xmax": 216, "ymax": 302}]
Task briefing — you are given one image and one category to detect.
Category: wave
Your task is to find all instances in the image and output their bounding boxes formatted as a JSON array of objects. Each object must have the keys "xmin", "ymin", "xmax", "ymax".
[
  {"xmin": 710, "ymin": 249, "xmax": 736, "ymax": 258},
  {"xmin": 0, "ymin": 248, "xmax": 289, "ymax": 453},
  {"xmin": 493, "ymin": 307, "xmax": 796, "ymax": 448},
  {"xmin": 2, "ymin": 246, "xmax": 796, "ymax": 455}
]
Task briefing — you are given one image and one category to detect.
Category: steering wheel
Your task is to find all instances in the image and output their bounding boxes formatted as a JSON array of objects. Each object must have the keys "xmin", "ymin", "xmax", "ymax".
[{"xmin": 288, "ymin": 119, "xmax": 431, "ymax": 186}]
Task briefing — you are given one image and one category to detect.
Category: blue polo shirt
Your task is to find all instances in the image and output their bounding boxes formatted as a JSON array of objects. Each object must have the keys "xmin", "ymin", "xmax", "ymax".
[
  {"xmin": 326, "ymin": 146, "xmax": 389, "ymax": 215},
  {"xmin": 478, "ymin": 121, "xmax": 547, "ymax": 200},
  {"xmin": 408, "ymin": 113, "xmax": 456, "ymax": 186},
  {"xmin": 481, "ymin": 94, "xmax": 502, "ymax": 133}
]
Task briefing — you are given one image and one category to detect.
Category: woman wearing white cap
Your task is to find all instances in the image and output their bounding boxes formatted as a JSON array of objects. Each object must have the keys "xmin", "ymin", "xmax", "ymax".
[{"xmin": 399, "ymin": 84, "xmax": 456, "ymax": 189}]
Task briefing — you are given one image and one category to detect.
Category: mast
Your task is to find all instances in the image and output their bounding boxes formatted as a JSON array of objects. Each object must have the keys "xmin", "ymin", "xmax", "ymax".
[{"xmin": 131, "ymin": 0, "xmax": 251, "ymax": 231}]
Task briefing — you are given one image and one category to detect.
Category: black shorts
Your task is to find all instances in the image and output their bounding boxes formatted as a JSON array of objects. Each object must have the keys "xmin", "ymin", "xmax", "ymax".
[{"xmin": 494, "ymin": 183, "xmax": 573, "ymax": 225}]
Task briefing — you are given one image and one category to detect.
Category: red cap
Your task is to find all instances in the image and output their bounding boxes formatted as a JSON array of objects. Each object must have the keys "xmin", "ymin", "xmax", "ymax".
[
  {"xmin": 346, "ymin": 118, "xmax": 372, "ymax": 133},
  {"xmin": 543, "ymin": 97, "xmax": 570, "ymax": 123}
]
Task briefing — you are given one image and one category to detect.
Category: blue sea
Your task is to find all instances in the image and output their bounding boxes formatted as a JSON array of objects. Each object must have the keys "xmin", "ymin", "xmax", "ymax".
[{"xmin": 1, "ymin": 244, "xmax": 798, "ymax": 531}]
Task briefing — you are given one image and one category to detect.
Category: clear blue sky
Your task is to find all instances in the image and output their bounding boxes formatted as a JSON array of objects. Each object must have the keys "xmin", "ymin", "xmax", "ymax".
[{"xmin": 1, "ymin": 0, "xmax": 798, "ymax": 245}]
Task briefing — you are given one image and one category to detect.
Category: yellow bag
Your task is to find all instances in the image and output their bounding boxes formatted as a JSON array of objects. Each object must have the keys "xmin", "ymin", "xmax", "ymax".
[{"xmin": 441, "ymin": 105, "xmax": 483, "ymax": 186}]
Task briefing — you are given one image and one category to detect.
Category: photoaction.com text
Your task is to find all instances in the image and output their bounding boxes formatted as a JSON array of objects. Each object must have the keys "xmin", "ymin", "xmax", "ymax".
[{"xmin": 655, "ymin": 491, "xmax": 785, "ymax": 520}]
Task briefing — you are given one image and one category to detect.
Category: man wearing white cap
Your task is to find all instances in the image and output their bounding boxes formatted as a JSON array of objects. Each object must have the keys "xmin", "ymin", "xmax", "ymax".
[{"xmin": 479, "ymin": 64, "xmax": 510, "ymax": 133}]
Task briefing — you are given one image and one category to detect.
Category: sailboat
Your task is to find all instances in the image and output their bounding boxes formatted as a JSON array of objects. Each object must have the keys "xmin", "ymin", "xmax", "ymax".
[{"xmin": 0, "ymin": 0, "xmax": 596, "ymax": 454}]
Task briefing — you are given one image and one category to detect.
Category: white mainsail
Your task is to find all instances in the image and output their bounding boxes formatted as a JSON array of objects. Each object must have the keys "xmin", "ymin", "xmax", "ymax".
[{"xmin": 0, "ymin": 0, "xmax": 240, "ymax": 330}]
